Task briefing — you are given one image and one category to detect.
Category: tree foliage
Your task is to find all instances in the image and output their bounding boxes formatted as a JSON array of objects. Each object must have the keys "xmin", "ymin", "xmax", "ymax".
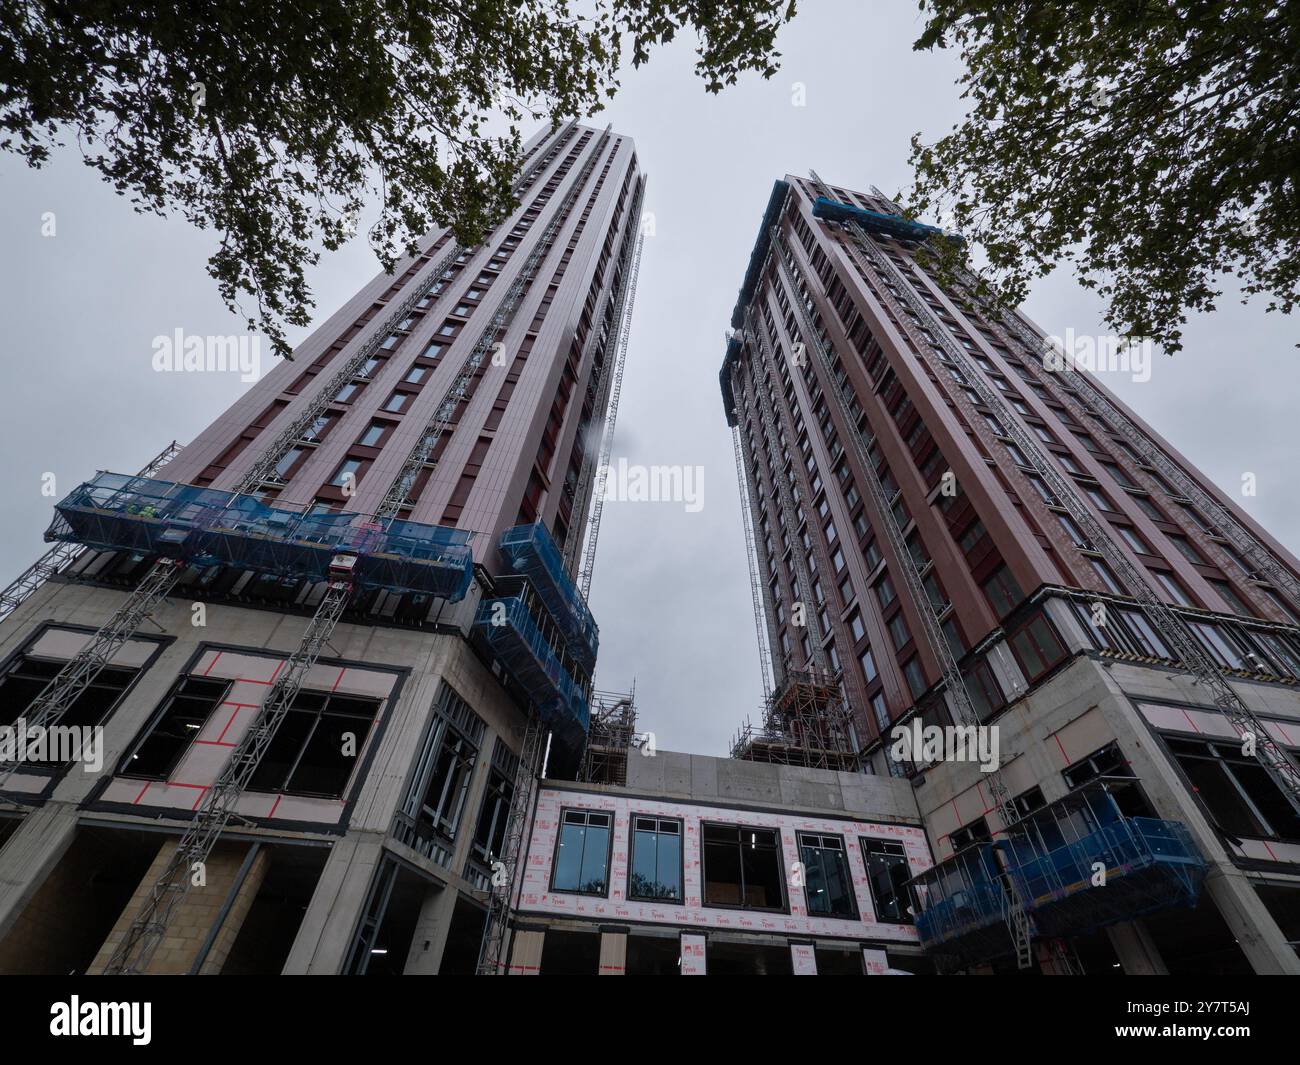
[
  {"xmin": 908, "ymin": 1, "xmax": 1300, "ymax": 351},
  {"xmin": 0, "ymin": 0, "xmax": 795, "ymax": 356}
]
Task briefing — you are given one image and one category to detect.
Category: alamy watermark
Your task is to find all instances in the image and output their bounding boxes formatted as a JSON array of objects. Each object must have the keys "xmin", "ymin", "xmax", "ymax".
[
  {"xmin": 152, "ymin": 329, "xmax": 261, "ymax": 382},
  {"xmin": 598, "ymin": 458, "xmax": 704, "ymax": 513},
  {"xmin": 0, "ymin": 719, "xmax": 103, "ymax": 772},
  {"xmin": 890, "ymin": 720, "xmax": 1000, "ymax": 773},
  {"xmin": 1042, "ymin": 329, "xmax": 1152, "ymax": 384}
]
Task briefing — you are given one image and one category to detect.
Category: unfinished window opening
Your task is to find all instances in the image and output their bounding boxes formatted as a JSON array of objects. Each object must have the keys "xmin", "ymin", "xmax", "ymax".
[
  {"xmin": 435, "ymin": 896, "xmax": 488, "ymax": 974},
  {"xmin": 0, "ymin": 826, "xmax": 158, "ymax": 974},
  {"xmin": 706, "ymin": 939, "xmax": 794, "ymax": 975},
  {"xmin": 538, "ymin": 928, "xmax": 601, "ymax": 975},
  {"xmin": 344, "ymin": 858, "xmax": 430, "ymax": 975},
  {"xmin": 701, "ymin": 824, "xmax": 785, "ymax": 911},
  {"xmin": 1165, "ymin": 736, "xmax": 1300, "ymax": 841},
  {"xmin": 0, "ymin": 654, "xmax": 137, "ymax": 737},
  {"xmin": 397, "ymin": 685, "xmax": 486, "ymax": 860},
  {"xmin": 119, "ymin": 676, "xmax": 230, "ymax": 780},
  {"xmin": 247, "ymin": 691, "xmax": 379, "ymax": 799}
]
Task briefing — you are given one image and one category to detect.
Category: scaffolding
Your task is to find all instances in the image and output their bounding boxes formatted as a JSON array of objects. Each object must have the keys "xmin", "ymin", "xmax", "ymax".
[
  {"xmin": 907, "ymin": 781, "xmax": 1207, "ymax": 966},
  {"xmin": 732, "ymin": 669, "xmax": 860, "ymax": 772},
  {"xmin": 579, "ymin": 687, "xmax": 637, "ymax": 786},
  {"xmin": 0, "ymin": 440, "xmax": 183, "ymax": 625}
]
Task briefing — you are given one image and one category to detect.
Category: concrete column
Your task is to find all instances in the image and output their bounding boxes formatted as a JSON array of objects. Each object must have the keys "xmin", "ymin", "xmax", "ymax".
[
  {"xmin": 1107, "ymin": 919, "xmax": 1168, "ymax": 975},
  {"xmin": 0, "ymin": 804, "xmax": 78, "ymax": 943},
  {"xmin": 89, "ymin": 841, "xmax": 269, "ymax": 974},
  {"xmin": 282, "ymin": 832, "xmax": 386, "ymax": 974},
  {"xmin": 598, "ymin": 931, "xmax": 626, "ymax": 975},
  {"xmin": 402, "ymin": 883, "xmax": 456, "ymax": 974},
  {"xmin": 1205, "ymin": 867, "xmax": 1300, "ymax": 974},
  {"xmin": 508, "ymin": 929, "xmax": 544, "ymax": 975}
]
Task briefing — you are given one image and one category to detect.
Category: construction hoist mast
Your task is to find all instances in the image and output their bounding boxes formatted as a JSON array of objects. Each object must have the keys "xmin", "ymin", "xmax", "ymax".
[
  {"xmin": 814, "ymin": 173, "xmax": 1300, "ymax": 815},
  {"xmin": 567, "ymin": 175, "xmax": 644, "ymax": 580},
  {"xmin": 742, "ymin": 309, "xmax": 869, "ymax": 726},
  {"xmin": 763, "ymin": 202, "xmax": 1036, "ymax": 966},
  {"xmin": 575, "ymin": 229, "xmax": 644, "ymax": 597},
  {"xmin": 738, "ymin": 325, "xmax": 831, "ymax": 681},
  {"xmin": 0, "ymin": 440, "xmax": 183, "ymax": 625},
  {"xmin": 102, "ymin": 122, "xmax": 609, "ymax": 973},
  {"xmin": 475, "ymin": 715, "xmax": 546, "ymax": 974},
  {"xmin": 731, "ymin": 423, "xmax": 776, "ymax": 701}
]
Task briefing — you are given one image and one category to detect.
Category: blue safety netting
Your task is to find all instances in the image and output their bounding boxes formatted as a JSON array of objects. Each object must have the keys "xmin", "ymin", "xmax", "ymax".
[
  {"xmin": 1001, "ymin": 812, "xmax": 1206, "ymax": 940},
  {"xmin": 912, "ymin": 844, "xmax": 1010, "ymax": 955},
  {"xmin": 811, "ymin": 196, "xmax": 963, "ymax": 245},
  {"xmin": 474, "ymin": 594, "xmax": 590, "ymax": 737},
  {"xmin": 46, "ymin": 472, "xmax": 474, "ymax": 601},
  {"xmin": 497, "ymin": 523, "xmax": 598, "ymax": 671}
]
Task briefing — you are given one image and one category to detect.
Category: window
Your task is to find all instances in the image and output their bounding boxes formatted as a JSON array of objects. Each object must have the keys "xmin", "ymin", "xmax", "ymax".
[
  {"xmin": 1167, "ymin": 535, "xmax": 1204, "ymax": 565},
  {"xmin": 875, "ymin": 573, "xmax": 897, "ymax": 608},
  {"xmin": 1117, "ymin": 525, "xmax": 1149, "ymax": 553},
  {"xmin": 1089, "ymin": 558, "xmax": 1125, "ymax": 594},
  {"xmin": 333, "ymin": 381, "xmax": 359, "ymax": 403},
  {"xmin": 981, "ymin": 565, "xmax": 1022, "ymax": 617},
  {"xmin": 383, "ymin": 391, "xmax": 411, "ymax": 413},
  {"xmin": 1190, "ymin": 621, "xmax": 1247, "ymax": 669},
  {"xmin": 963, "ymin": 659, "xmax": 1005, "ymax": 722},
  {"xmin": 1166, "ymin": 737, "xmax": 1300, "ymax": 840},
  {"xmin": 274, "ymin": 446, "xmax": 305, "ymax": 479},
  {"xmin": 702, "ymin": 824, "xmax": 785, "ymax": 911},
  {"xmin": 799, "ymin": 833, "xmax": 858, "ymax": 919},
  {"xmin": 1119, "ymin": 608, "xmax": 1171, "ymax": 658},
  {"xmin": 1083, "ymin": 485, "xmax": 1115, "ymax": 512},
  {"xmin": 120, "ymin": 676, "xmax": 229, "ymax": 779},
  {"xmin": 358, "ymin": 421, "xmax": 387, "ymax": 448},
  {"xmin": 404, "ymin": 366, "xmax": 429, "ymax": 385},
  {"xmin": 1008, "ymin": 611, "xmax": 1068, "ymax": 681},
  {"xmin": 629, "ymin": 816, "xmax": 684, "ymax": 902},
  {"xmin": 247, "ymin": 691, "xmax": 379, "ymax": 798},
  {"xmin": 552, "ymin": 809, "xmax": 613, "ymax": 895},
  {"xmin": 398, "ymin": 686, "xmax": 485, "ymax": 852},
  {"xmin": 1209, "ymin": 579, "xmax": 1254, "ymax": 618},
  {"xmin": 902, "ymin": 655, "xmax": 926, "ymax": 698},
  {"xmin": 849, "ymin": 611, "xmax": 866, "ymax": 643},
  {"xmin": 860, "ymin": 647, "xmax": 879, "ymax": 684},
  {"xmin": 471, "ymin": 764, "xmax": 513, "ymax": 866},
  {"xmin": 949, "ymin": 817, "xmax": 991, "ymax": 852},
  {"xmin": 0, "ymin": 654, "xmax": 136, "ymax": 734},
  {"xmin": 1154, "ymin": 569, "xmax": 1193, "ymax": 607},
  {"xmin": 889, "ymin": 609, "xmax": 911, "ymax": 651},
  {"xmin": 860, "ymin": 839, "xmax": 912, "ymax": 923},
  {"xmin": 1060, "ymin": 743, "xmax": 1150, "ymax": 821},
  {"xmin": 330, "ymin": 458, "xmax": 362, "ymax": 487}
]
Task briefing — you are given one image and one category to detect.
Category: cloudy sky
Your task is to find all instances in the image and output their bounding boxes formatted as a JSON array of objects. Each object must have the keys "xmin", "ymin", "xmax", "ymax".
[{"xmin": 2, "ymin": 0, "xmax": 1296, "ymax": 758}]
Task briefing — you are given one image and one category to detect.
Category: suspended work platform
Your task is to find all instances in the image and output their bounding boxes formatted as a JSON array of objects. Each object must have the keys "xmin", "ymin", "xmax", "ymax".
[
  {"xmin": 46, "ymin": 473, "xmax": 474, "ymax": 601},
  {"xmin": 474, "ymin": 578, "xmax": 592, "ymax": 745},
  {"xmin": 498, "ymin": 522, "xmax": 599, "ymax": 672},
  {"xmin": 810, "ymin": 196, "xmax": 962, "ymax": 245},
  {"xmin": 908, "ymin": 782, "xmax": 1206, "ymax": 965}
]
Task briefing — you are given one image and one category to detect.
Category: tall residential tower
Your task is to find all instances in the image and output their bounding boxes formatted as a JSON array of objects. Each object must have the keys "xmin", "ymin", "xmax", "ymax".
[
  {"xmin": 722, "ymin": 175, "xmax": 1300, "ymax": 973},
  {"xmin": 0, "ymin": 121, "xmax": 644, "ymax": 975}
]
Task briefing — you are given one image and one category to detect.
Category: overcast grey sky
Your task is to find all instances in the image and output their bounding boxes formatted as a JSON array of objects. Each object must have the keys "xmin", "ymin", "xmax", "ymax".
[{"xmin": 1, "ymin": 0, "xmax": 1296, "ymax": 757}]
